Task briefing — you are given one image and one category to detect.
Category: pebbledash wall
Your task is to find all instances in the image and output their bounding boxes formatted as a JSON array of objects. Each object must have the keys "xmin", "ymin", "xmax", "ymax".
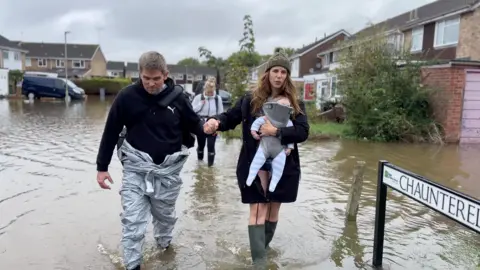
[{"xmin": 421, "ymin": 61, "xmax": 480, "ymax": 143}]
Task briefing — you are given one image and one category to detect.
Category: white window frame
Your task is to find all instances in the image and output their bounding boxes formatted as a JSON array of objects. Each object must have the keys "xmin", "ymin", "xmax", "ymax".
[
  {"xmin": 331, "ymin": 76, "xmax": 339, "ymax": 96},
  {"xmin": 175, "ymin": 74, "xmax": 184, "ymax": 80},
  {"xmin": 72, "ymin": 60, "xmax": 85, "ymax": 68},
  {"xmin": 25, "ymin": 58, "xmax": 31, "ymax": 67},
  {"xmin": 187, "ymin": 74, "xmax": 194, "ymax": 80},
  {"xmin": 195, "ymin": 75, "xmax": 203, "ymax": 81},
  {"xmin": 56, "ymin": 59, "xmax": 65, "ymax": 68},
  {"xmin": 411, "ymin": 26, "xmax": 424, "ymax": 52},
  {"xmin": 37, "ymin": 58, "xmax": 47, "ymax": 67},
  {"xmin": 2, "ymin": 51, "xmax": 9, "ymax": 59},
  {"xmin": 14, "ymin": 52, "xmax": 20, "ymax": 61},
  {"xmin": 434, "ymin": 17, "xmax": 460, "ymax": 48}
]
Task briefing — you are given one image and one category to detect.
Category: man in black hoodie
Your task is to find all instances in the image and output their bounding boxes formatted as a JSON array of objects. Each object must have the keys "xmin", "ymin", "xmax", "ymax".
[{"xmin": 95, "ymin": 51, "xmax": 203, "ymax": 270}]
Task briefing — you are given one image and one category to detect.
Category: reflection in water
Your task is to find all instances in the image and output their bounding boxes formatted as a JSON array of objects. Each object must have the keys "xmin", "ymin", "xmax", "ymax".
[{"xmin": 0, "ymin": 97, "xmax": 479, "ymax": 269}]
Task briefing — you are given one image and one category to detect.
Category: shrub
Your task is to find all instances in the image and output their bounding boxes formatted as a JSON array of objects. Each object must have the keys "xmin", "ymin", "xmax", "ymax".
[
  {"xmin": 74, "ymin": 77, "xmax": 132, "ymax": 95},
  {"xmin": 332, "ymin": 31, "xmax": 442, "ymax": 143}
]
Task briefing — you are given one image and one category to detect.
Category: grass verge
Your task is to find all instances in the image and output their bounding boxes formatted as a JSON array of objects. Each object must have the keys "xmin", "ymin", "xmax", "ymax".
[{"xmin": 221, "ymin": 121, "xmax": 351, "ymax": 140}]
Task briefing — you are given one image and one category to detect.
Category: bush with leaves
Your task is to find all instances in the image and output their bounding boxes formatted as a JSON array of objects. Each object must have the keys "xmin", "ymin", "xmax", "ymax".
[
  {"xmin": 73, "ymin": 77, "xmax": 132, "ymax": 95},
  {"xmin": 333, "ymin": 33, "xmax": 442, "ymax": 143}
]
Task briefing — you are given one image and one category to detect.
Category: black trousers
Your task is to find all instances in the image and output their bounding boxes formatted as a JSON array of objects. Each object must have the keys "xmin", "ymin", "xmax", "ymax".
[{"xmin": 196, "ymin": 133, "xmax": 217, "ymax": 154}]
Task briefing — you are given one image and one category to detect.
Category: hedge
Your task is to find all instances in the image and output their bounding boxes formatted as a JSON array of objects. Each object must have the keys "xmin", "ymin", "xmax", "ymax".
[{"xmin": 73, "ymin": 78, "xmax": 132, "ymax": 95}]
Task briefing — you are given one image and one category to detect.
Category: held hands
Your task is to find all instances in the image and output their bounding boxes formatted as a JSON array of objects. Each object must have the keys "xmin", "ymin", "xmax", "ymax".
[
  {"xmin": 259, "ymin": 116, "xmax": 277, "ymax": 137},
  {"xmin": 97, "ymin": 171, "xmax": 113, "ymax": 189},
  {"xmin": 203, "ymin": 118, "xmax": 219, "ymax": 134}
]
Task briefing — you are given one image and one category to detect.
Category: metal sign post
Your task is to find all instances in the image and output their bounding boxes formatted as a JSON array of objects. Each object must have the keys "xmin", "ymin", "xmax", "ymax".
[{"xmin": 372, "ymin": 160, "xmax": 480, "ymax": 268}]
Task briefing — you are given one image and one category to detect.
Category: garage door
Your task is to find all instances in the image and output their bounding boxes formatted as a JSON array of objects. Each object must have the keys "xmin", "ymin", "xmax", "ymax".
[{"xmin": 460, "ymin": 71, "xmax": 480, "ymax": 143}]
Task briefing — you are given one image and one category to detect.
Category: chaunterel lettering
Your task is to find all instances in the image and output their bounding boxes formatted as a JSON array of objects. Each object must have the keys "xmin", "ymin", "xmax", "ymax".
[{"xmin": 383, "ymin": 166, "xmax": 480, "ymax": 233}]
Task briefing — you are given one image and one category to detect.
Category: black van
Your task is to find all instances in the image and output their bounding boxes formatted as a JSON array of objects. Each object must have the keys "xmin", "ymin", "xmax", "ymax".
[{"xmin": 22, "ymin": 75, "xmax": 85, "ymax": 100}]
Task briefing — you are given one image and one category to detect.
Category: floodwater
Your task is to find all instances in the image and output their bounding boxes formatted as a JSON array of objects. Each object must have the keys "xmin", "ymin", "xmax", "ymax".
[{"xmin": 0, "ymin": 97, "xmax": 479, "ymax": 270}]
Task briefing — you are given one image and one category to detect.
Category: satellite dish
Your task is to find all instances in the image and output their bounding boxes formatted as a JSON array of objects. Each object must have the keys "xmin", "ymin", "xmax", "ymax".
[{"xmin": 309, "ymin": 68, "xmax": 314, "ymax": 73}]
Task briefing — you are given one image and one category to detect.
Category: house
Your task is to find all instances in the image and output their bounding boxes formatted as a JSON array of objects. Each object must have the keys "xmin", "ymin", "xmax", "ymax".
[
  {"xmin": 125, "ymin": 62, "xmax": 139, "ymax": 79},
  {"xmin": 358, "ymin": 0, "xmax": 480, "ymax": 61},
  {"xmin": 289, "ymin": 30, "xmax": 351, "ymax": 80},
  {"xmin": 311, "ymin": 0, "xmax": 480, "ymax": 109},
  {"xmin": 0, "ymin": 35, "xmax": 28, "ymax": 71},
  {"xmin": 125, "ymin": 63, "xmax": 217, "ymax": 93},
  {"xmin": 107, "ymin": 61, "xmax": 125, "ymax": 78},
  {"xmin": 14, "ymin": 41, "xmax": 108, "ymax": 78}
]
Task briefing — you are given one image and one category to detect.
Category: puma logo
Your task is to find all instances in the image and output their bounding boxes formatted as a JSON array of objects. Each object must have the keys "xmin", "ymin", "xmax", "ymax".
[{"xmin": 167, "ymin": 106, "xmax": 176, "ymax": 114}]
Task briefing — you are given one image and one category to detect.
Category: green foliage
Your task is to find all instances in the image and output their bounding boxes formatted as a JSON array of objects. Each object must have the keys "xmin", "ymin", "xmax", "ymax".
[
  {"xmin": 74, "ymin": 77, "xmax": 131, "ymax": 95},
  {"xmin": 333, "ymin": 33, "xmax": 441, "ymax": 143},
  {"xmin": 9, "ymin": 70, "xmax": 23, "ymax": 83},
  {"xmin": 224, "ymin": 14, "xmax": 258, "ymax": 102},
  {"xmin": 177, "ymin": 57, "xmax": 203, "ymax": 66}
]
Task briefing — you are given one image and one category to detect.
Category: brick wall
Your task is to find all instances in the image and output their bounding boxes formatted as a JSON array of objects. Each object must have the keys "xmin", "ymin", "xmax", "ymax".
[
  {"xmin": 422, "ymin": 64, "xmax": 480, "ymax": 143},
  {"xmin": 458, "ymin": 9, "xmax": 480, "ymax": 60}
]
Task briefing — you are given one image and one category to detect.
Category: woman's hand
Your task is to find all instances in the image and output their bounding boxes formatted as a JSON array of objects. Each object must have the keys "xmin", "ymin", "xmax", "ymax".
[
  {"xmin": 259, "ymin": 117, "xmax": 278, "ymax": 137},
  {"xmin": 203, "ymin": 119, "xmax": 219, "ymax": 134}
]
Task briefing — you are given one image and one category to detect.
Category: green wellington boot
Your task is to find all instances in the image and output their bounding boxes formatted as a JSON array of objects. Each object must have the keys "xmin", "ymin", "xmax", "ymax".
[
  {"xmin": 248, "ymin": 224, "xmax": 267, "ymax": 267},
  {"xmin": 264, "ymin": 221, "xmax": 278, "ymax": 248}
]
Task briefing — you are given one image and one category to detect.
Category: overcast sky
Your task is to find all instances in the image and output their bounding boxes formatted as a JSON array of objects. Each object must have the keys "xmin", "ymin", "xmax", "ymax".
[{"xmin": 0, "ymin": 0, "xmax": 435, "ymax": 64}]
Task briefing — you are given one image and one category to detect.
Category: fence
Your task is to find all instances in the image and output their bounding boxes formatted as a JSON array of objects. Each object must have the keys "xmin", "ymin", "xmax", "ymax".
[{"xmin": 372, "ymin": 160, "xmax": 480, "ymax": 268}]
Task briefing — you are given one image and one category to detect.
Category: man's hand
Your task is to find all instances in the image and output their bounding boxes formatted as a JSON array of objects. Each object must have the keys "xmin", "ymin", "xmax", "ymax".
[
  {"xmin": 259, "ymin": 117, "xmax": 278, "ymax": 137},
  {"xmin": 285, "ymin": 148, "xmax": 292, "ymax": 156},
  {"xmin": 251, "ymin": 130, "xmax": 260, "ymax": 140},
  {"xmin": 203, "ymin": 119, "xmax": 219, "ymax": 134},
  {"xmin": 97, "ymin": 171, "xmax": 114, "ymax": 189}
]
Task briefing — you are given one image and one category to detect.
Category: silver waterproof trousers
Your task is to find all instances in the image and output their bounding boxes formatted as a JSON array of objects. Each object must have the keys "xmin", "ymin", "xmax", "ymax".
[{"xmin": 118, "ymin": 140, "xmax": 189, "ymax": 270}]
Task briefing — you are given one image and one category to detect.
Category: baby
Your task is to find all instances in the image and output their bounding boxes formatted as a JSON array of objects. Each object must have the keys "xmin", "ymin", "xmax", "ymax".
[{"xmin": 246, "ymin": 96, "xmax": 294, "ymax": 193}]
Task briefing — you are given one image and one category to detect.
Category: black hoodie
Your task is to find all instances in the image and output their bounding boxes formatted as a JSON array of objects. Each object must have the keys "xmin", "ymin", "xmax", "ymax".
[{"xmin": 96, "ymin": 78, "xmax": 203, "ymax": 171}]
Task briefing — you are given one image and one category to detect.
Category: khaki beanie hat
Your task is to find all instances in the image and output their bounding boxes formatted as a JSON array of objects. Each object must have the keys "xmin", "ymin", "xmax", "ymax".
[{"xmin": 264, "ymin": 48, "xmax": 291, "ymax": 74}]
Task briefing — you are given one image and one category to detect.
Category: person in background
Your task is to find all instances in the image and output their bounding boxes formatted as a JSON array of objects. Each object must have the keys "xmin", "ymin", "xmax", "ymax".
[
  {"xmin": 203, "ymin": 49, "xmax": 309, "ymax": 267},
  {"xmin": 191, "ymin": 76, "xmax": 224, "ymax": 166},
  {"xmin": 95, "ymin": 51, "xmax": 203, "ymax": 270}
]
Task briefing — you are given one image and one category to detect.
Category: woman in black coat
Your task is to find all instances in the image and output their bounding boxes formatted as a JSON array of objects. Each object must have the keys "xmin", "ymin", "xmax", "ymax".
[{"xmin": 204, "ymin": 49, "xmax": 309, "ymax": 266}]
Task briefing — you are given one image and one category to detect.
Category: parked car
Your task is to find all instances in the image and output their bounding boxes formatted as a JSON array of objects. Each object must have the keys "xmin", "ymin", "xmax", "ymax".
[
  {"xmin": 22, "ymin": 75, "xmax": 85, "ymax": 100},
  {"xmin": 218, "ymin": 89, "xmax": 232, "ymax": 105}
]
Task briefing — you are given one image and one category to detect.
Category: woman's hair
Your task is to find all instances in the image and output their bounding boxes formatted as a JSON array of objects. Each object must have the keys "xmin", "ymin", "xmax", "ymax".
[
  {"xmin": 251, "ymin": 70, "xmax": 303, "ymax": 117},
  {"xmin": 203, "ymin": 76, "xmax": 216, "ymax": 93}
]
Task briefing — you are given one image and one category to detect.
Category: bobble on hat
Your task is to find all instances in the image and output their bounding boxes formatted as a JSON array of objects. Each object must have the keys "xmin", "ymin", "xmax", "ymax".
[{"xmin": 265, "ymin": 48, "xmax": 291, "ymax": 74}]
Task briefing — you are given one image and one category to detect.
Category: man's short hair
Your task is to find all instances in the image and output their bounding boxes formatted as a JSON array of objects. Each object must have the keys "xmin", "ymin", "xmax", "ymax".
[{"xmin": 138, "ymin": 51, "xmax": 168, "ymax": 73}]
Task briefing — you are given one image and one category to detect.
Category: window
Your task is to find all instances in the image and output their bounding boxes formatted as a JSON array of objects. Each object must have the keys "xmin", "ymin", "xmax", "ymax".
[
  {"xmin": 25, "ymin": 58, "xmax": 31, "ymax": 67},
  {"xmin": 317, "ymin": 80, "xmax": 329, "ymax": 98},
  {"xmin": 2, "ymin": 51, "xmax": 8, "ymax": 59},
  {"xmin": 72, "ymin": 60, "xmax": 85, "ymax": 68},
  {"xmin": 195, "ymin": 75, "xmax": 203, "ymax": 81},
  {"xmin": 411, "ymin": 26, "xmax": 424, "ymax": 52},
  {"xmin": 331, "ymin": 77, "xmax": 338, "ymax": 96},
  {"xmin": 386, "ymin": 33, "xmax": 404, "ymax": 52},
  {"xmin": 175, "ymin": 74, "xmax": 184, "ymax": 80},
  {"xmin": 187, "ymin": 74, "xmax": 193, "ymax": 80},
  {"xmin": 56, "ymin": 60, "xmax": 65, "ymax": 68},
  {"xmin": 38, "ymin": 58, "xmax": 47, "ymax": 67},
  {"xmin": 434, "ymin": 17, "xmax": 460, "ymax": 47},
  {"xmin": 14, "ymin": 52, "xmax": 20, "ymax": 61}
]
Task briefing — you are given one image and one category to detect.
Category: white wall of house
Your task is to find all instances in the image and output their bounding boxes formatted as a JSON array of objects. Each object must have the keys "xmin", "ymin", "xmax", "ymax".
[
  {"xmin": 107, "ymin": 70, "xmax": 122, "ymax": 77},
  {"xmin": 0, "ymin": 68, "xmax": 9, "ymax": 96},
  {"xmin": 2, "ymin": 50, "xmax": 22, "ymax": 70},
  {"xmin": 290, "ymin": 57, "xmax": 300, "ymax": 78}
]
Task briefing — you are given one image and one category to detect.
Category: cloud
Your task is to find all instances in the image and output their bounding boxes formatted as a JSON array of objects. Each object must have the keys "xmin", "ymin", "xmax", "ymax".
[{"xmin": 0, "ymin": 0, "xmax": 435, "ymax": 63}]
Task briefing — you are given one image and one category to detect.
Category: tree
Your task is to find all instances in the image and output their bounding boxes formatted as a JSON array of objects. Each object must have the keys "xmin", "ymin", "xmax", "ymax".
[
  {"xmin": 332, "ymin": 31, "xmax": 441, "ymax": 143},
  {"xmin": 225, "ymin": 14, "xmax": 258, "ymax": 101},
  {"xmin": 177, "ymin": 57, "xmax": 202, "ymax": 66},
  {"xmin": 273, "ymin": 47, "xmax": 296, "ymax": 57}
]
